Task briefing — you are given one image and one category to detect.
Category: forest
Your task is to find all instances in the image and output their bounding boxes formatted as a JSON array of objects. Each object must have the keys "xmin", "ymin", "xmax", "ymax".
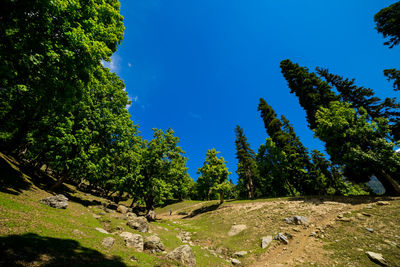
[{"xmin": 1, "ymin": 0, "xmax": 400, "ymax": 217}]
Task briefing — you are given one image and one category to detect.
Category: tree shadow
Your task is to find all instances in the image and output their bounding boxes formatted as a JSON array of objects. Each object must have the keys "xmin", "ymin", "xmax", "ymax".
[
  {"xmin": 0, "ymin": 233, "xmax": 126, "ymax": 266},
  {"xmin": 183, "ymin": 203, "xmax": 222, "ymax": 219},
  {"xmin": 0, "ymin": 154, "xmax": 31, "ymax": 195}
]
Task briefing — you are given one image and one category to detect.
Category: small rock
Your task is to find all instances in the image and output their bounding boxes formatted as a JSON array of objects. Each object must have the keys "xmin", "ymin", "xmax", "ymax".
[
  {"xmin": 362, "ymin": 212, "xmax": 372, "ymax": 217},
  {"xmin": 167, "ymin": 245, "xmax": 196, "ymax": 266},
  {"xmin": 40, "ymin": 194, "xmax": 68, "ymax": 209},
  {"xmin": 130, "ymin": 255, "xmax": 137, "ymax": 262},
  {"xmin": 228, "ymin": 225, "xmax": 247, "ymax": 236},
  {"xmin": 233, "ymin": 251, "xmax": 247, "ymax": 257},
  {"xmin": 127, "ymin": 216, "xmax": 149, "ymax": 232},
  {"xmin": 116, "ymin": 226, "xmax": 123, "ymax": 231},
  {"xmin": 284, "ymin": 216, "xmax": 309, "ymax": 225},
  {"xmin": 356, "ymin": 248, "xmax": 364, "ymax": 252},
  {"xmin": 72, "ymin": 229, "xmax": 84, "ymax": 236},
  {"xmin": 117, "ymin": 205, "xmax": 129, "ymax": 214},
  {"xmin": 95, "ymin": 228, "xmax": 109, "ymax": 234},
  {"xmin": 144, "ymin": 235, "xmax": 165, "ymax": 252},
  {"xmin": 310, "ymin": 232, "xmax": 316, "ymax": 237},
  {"xmin": 338, "ymin": 217, "xmax": 351, "ymax": 222},
  {"xmin": 274, "ymin": 233, "xmax": 289, "ymax": 244},
  {"xmin": 101, "ymin": 237, "xmax": 115, "ymax": 248},
  {"xmin": 231, "ymin": 258, "xmax": 241, "ymax": 265},
  {"xmin": 261, "ymin": 236, "xmax": 273, "ymax": 248},
  {"xmin": 146, "ymin": 210, "xmax": 156, "ymax": 221},
  {"xmin": 366, "ymin": 227, "xmax": 374, "ymax": 233},
  {"xmin": 376, "ymin": 201, "xmax": 390, "ymax": 206},
  {"xmin": 365, "ymin": 251, "xmax": 388, "ymax": 266}
]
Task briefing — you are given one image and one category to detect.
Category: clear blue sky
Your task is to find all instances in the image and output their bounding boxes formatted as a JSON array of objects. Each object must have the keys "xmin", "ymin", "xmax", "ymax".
[{"xmin": 107, "ymin": 0, "xmax": 399, "ymax": 183}]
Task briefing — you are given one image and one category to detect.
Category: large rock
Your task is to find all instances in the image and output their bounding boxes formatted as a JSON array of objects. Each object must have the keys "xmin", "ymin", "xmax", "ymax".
[
  {"xmin": 144, "ymin": 235, "xmax": 165, "ymax": 252},
  {"xmin": 117, "ymin": 205, "xmax": 129, "ymax": 214},
  {"xmin": 146, "ymin": 210, "xmax": 156, "ymax": 221},
  {"xmin": 274, "ymin": 233, "xmax": 289, "ymax": 244},
  {"xmin": 284, "ymin": 215, "xmax": 309, "ymax": 225},
  {"xmin": 228, "ymin": 224, "xmax": 247, "ymax": 236},
  {"xmin": 95, "ymin": 227, "xmax": 109, "ymax": 234},
  {"xmin": 233, "ymin": 251, "xmax": 247, "ymax": 257},
  {"xmin": 261, "ymin": 236, "xmax": 273, "ymax": 248},
  {"xmin": 231, "ymin": 258, "xmax": 241, "ymax": 265},
  {"xmin": 102, "ymin": 237, "xmax": 115, "ymax": 248},
  {"xmin": 366, "ymin": 251, "xmax": 388, "ymax": 266},
  {"xmin": 167, "ymin": 245, "xmax": 196, "ymax": 266},
  {"xmin": 127, "ymin": 216, "xmax": 149, "ymax": 232},
  {"xmin": 120, "ymin": 232, "xmax": 143, "ymax": 252},
  {"xmin": 40, "ymin": 194, "xmax": 68, "ymax": 209}
]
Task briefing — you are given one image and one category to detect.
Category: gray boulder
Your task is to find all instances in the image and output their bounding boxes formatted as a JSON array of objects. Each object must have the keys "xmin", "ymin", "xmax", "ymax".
[
  {"xmin": 40, "ymin": 194, "xmax": 68, "ymax": 209},
  {"xmin": 167, "ymin": 245, "xmax": 196, "ymax": 266},
  {"xmin": 102, "ymin": 237, "xmax": 115, "ymax": 248},
  {"xmin": 274, "ymin": 233, "xmax": 289, "ymax": 244},
  {"xmin": 228, "ymin": 224, "xmax": 247, "ymax": 236},
  {"xmin": 261, "ymin": 235, "xmax": 273, "ymax": 248},
  {"xmin": 144, "ymin": 235, "xmax": 165, "ymax": 252},
  {"xmin": 366, "ymin": 251, "xmax": 388, "ymax": 266},
  {"xmin": 146, "ymin": 210, "xmax": 156, "ymax": 221},
  {"xmin": 127, "ymin": 216, "xmax": 149, "ymax": 232},
  {"xmin": 117, "ymin": 205, "xmax": 129, "ymax": 214},
  {"xmin": 284, "ymin": 215, "xmax": 309, "ymax": 225},
  {"xmin": 124, "ymin": 233, "xmax": 144, "ymax": 252},
  {"xmin": 231, "ymin": 258, "xmax": 241, "ymax": 265}
]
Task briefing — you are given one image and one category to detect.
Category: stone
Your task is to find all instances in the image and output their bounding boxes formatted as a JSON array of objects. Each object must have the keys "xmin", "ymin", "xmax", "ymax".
[
  {"xmin": 146, "ymin": 210, "xmax": 156, "ymax": 221},
  {"xmin": 228, "ymin": 224, "xmax": 247, "ymax": 236},
  {"xmin": 365, "ymin": 251, "xmax": 388, "ymax": 266},
  {"xmin": 261, "ymin": 236, "xmax": 273, "ymax": 248},
  {"xmin": 127, "ymin": 216, "xmax": 149, "ymax": 232},
  {"xmin": 366, "ymin": 227, "xmax": 374, "ymax": 233},
  {"xmin": 126, "ymin": 212, "xmax": 137, "ymax": 219},
  {"xmin": 284, "ymin": 216, "xmax": 309, "ymax": 225},
  {"xmin": 72, "ymin": 229, "xmax": 84, "ymax": 236},
  {"xmin": 40, "ymin": 194, "xmax": 68, "ymax": 209},
  {"xmin": 144, "ymin": 235, "xmax": 165, "ymax": 252},
  {"xmin": 338, "ymin": 217, "xmax": 351, "ymax": 222},
  {"xmin": 376, "ymin": 201, "xmax": 390, "ymax": 206},
  {"xmin": 177, "ymin": 231, "xmax": 191, "ymax": 242},
  {"xmin": 95, "ymin": 227, "xmax": 109, "ymax": 234},
  {"xmin": 102, "ymin": 237, "xmax": 115, "ymax": 248},
  {"xmin": 167, "ymin": 245, "xmax": 196, "ymax": 266},
  {"xmin": 231, "ymin": 258, "xmax": 241, "ymax": 265},
  {"xmin": 274, "ymin": 233, "xmax": 289, "ymax": 244},
  {"xmin": 233, "ymin": 251, "xmax": 248, "ymax": 257},
  {"xmin": 117, "ymin": 205, "xmax": 129, "ymax": 214},
  {"xmin": 121, "ymin": 232, "xmax": 143, "ymax": 252},
  {"xmin": 116, "ymin": 226, "xmax": 123, "ymax": 231},
  {"xmin": 362, "ymin": 212, "xmax": 372, "ymax": 217}
]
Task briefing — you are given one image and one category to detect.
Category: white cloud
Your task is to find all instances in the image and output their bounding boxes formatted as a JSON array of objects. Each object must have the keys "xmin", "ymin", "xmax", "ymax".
[
  {"xmin": 102, "ymin": 54, "xmax": 121, "ymax": 73},
  {"xmin": 128, "ymin": 62, "xmax": 132, "ymax": 68}
]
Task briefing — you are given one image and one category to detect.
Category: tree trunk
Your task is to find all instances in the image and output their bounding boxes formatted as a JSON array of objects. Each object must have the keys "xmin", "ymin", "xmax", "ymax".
[
  {"xmin": 145, "ymin": 195, "xmax": 155, "ymax": 212},
  {"xmin": 219, "ymin": 192, "xmax": 224, "ymax": 204},
  {"xmin": 375, "ymin": 170, "xmax": 400, "ymax": 196},
  {"xmin": 50, "ymin": 175, "xmax": 66, "ymax": 191}
]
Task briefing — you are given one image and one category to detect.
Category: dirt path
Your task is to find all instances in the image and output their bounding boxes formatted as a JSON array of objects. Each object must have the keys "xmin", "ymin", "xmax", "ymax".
[{"xmin": 157, "ymin": 201, "xmax": 209, "ymax": 220}]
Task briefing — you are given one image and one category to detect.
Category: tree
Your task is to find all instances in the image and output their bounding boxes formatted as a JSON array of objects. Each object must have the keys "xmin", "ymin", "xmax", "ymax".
[
  {"xmin": 197, "ymin": 149, "xmax": 230, "ymax": 204},
  {"xmin": 234, "ymin": 125, "xmax": 258, "ymax": 199},
  {"xmin": 374, "ymin": 1, "xmax": 400, "ymax": 48}
]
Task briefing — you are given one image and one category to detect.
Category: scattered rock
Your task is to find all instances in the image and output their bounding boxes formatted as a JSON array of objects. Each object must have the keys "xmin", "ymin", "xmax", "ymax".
[
  {"xmin": 261, "ymin": 236, "xmax": 273, "ymax": 248},
  {"xmin": 310, "ymin": 232, "xmax": 316, "ymax": 237},
  {"xmin": 365, "ymin": 251, "xmax": 388, "ymax": 266},
  {"xmin": 40, "ymin": 194, "xmax": 68, "ymax": 209},
  {"xmin": 130, "ymin": 255, "xmax": 138, "ymax": 262},
  {"xmin": 117, "ymin": 205, "xmax": 129, "ymax": 214},
  {"xmin": 167, "ymin": 245, "xmax": 196, "ymax": 266},
  {"xmin": 72, "ymin": 229, "xmax": 84, "ymax": 236},
  {"xmin": 127, "ymin": 216, "xmax": 149, "ymax": 232},
  {"xmin": 95, "ymin": 227, "xmax": 109, "ymax": 234},
  {"xmin": 356, "ymin": 248, "xmax": 364, "ymax": 252},
  {"xmin": 144, "ymin": 235, "xmax": 165, "ymax": 252},
  {"xmin": 284, "ymin": 216, "xmax": 309, "ymax": 225},
  {"xmin": 233, "ymin": 251, "xmax": 247, "ymax": 257},
  {"xmin": 337, "ymin": 217, "xmax": 351, "ymax": 222},
  {"xmin": 231, "ymin": 258, "xmax": 241, "ymax": 265},
  {"xmin": 228, "ymin": 225, "xmax": 247, "ymax": 236},
  {"xmin": 146, "ymin": 210, "xmax": 156, "ymax": 221},
  {"xmin": 274, "ymin": 233, "xmax": 289, "ymax": 244},
  {"xmin": 376, "ymin": 201, "xmax": 390, "ymax": 206},
  {"xmin": 101, "ymin": 237, "xmax": 115, "ymax": 248},
  {"xmin": 123, "ymin": 233, "xmax": 144, "ymax": 252},
  {"xmin": 366, "ymin": 227, "xmax": 374, "ymax": 233},
  {"xmin": 177, "ymin": 231, "xmax": 191, "ymax": 242}
]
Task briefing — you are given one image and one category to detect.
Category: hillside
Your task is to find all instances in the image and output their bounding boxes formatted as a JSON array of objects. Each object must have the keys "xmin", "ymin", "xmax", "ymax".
[{"xmin": 1, "ymin": 153, "xmax": 399, "ymax": 266}]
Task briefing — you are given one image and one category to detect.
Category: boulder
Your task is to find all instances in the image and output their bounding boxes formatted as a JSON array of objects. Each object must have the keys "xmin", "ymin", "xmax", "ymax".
[
  {"xmin": 366, "ymin": 251, "xmax": 388, "ymax": 266},
  {"xmin": 233, "ymin": 251, "xmax": 247, "ymax": 257},
  {"xmin": 284, "ymin": 215, "xmax": 309, "ymax": 225},
  {"xmin": 146, "ymin": 210, "xmax": 156, "ymax": 221},
  {"xmin": 95, "ymin": 227, "xmax": 109, "ymax": 234},
  {"xmin": 167, "ymin": 245, "xmax": 196, "ymax": 266},
  {"xmin": 117, "ymin": 205, "xmax": 129, "ymax": 214},
  {"xmin": 274, "ymin": 233, "xmax": 289, "ymax": 244},
  {"xmin": 124, "ymin": 233, "xmax": 144, "ymax": 252},
  {"xmin": 376, "ymin": 201, "xmax": 390, "ymax": 206},
  {"xmin": 231, "ymin": 258, "xmax": 241, "ymax": 265},
  {"xmin": 127, "ymin": 216, "xmax": 149, "ymax": 232},
  {"xmin": 40, "ymin": 194, "xmax": 68, "ymax": 209},
  {"xmin": 101, "ymin": 237, "xmax": 115, "ymax": 248},
  {"xmin": 261, "ymin": 236, "xmax": 273, "ymax": 248},
  {"xmin": 144, "ymin": 235, "xmax": 165, "ymax": 252},
  {"xmin": 228, "ymin": 224, "xmax": 247, "ymax": 236}
]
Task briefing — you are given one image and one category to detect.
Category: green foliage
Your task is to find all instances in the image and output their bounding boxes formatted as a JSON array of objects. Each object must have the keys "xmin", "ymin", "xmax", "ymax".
[
  {"xmin": 374, "ymin": 1, "xmax": 400, "ymax": 48},
  {"xmin": 197, "ymin": 149, "xmax": 231, "ymax": 203}
]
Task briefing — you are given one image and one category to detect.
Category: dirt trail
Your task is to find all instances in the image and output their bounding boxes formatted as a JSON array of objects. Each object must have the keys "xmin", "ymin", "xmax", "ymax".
[{"xmin": 157, "ymin": 201, "xmax": 208, "ymax": 220}]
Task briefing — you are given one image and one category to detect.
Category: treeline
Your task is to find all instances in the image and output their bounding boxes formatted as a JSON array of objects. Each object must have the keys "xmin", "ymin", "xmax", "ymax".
[
  {"xmin": 235, "ymin": 1, "xmax": 400, "ymax": 198},
  {"xmin": 0, "ymin": 0, "xmax": 194, "ymax": 212}
]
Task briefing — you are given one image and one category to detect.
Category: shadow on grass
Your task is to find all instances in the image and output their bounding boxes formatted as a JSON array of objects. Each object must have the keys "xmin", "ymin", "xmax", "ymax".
[
  {"xmin": 0, "ymin": 154, "xmax": 31, "ymax": 195},
  {"xmin": 183, "ymin": 203, "xmax": 221, "ymax": 219},
  {"xmin": 0, "ymin": 233, "xmax": 126, "ymax": 267}
]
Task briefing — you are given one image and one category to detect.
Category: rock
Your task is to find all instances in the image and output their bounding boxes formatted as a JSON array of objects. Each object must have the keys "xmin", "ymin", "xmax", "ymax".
[
  {"xmin": 146, "ymin": 210, "xmax": 156, "ymax": 221},
  {"xmin": 127, "ymin": 216, "xmax": 149, "ymax": 232},
  {"xmin": 362, "ymin": 212, "xmax": 372, "ymax": 217},
  {"xmin": 177, "ymin": 231, "xmax": 191, "ymax": 242},
  {"xmin": 366, "ymin": 251, "xmax": 388, "ymax": 266},
  {"xmin": 72, "ymin": 229, "xmax": 84, "ymax": 236},
  {"xmin": 126, "ymin": 212, "xmax": 137, "ymax": 219},
  {"xmin": 117, "ymin": 205, "xmax": 129, "ymax": 214},
  {"xmin": 116, "ymin": 226, "xmax": 123, "ymax": 231},
  {"xmin": 231, "ymin": 258, "xmax": 241, "ymax": 265},
  {"xmin": 338, "ymin": 217, "xmax": 351, "ymax": 222},
  {"xmin": 228, "ymin": 224, "xmax": 247, "ymax": 236},
  {"xmin": 233, "ymin": 251, "xmax": 247, "ymax": 257},
  {"xmin": 40, "ymin": 194, "xmax": 68, "ymax": 209},
  {"xmin": 274, "ymin": 233, "xmax": 289, "ymax": 244},
  {"xmin": 122, "ymin": 232, "xmax": 143, "ymax": 252},
  {"xmin": 366, "ymin": 227, "xmax": 374, "ymax": 233},
  {"xmin": 130, "ymin": 255, "xmax": 138, "ymax": 262},
  {"xmin": 284, "ymin": 216, "xmax": 309, "ymax": 225},
  {"xmin": 167, "ymin": 245, "xmax": 196, "ymax": 266},
  {"xmin": 144, "ymin": 235, "xmax": 165, "ymax": 252},
  {"xmin": 376, "ymin": 201, "xmax": 390, "ymax": 206},
  {"xmin": 261, "ymin": 236, "xmax": 273, "ymax": 248},
  {"xmin": 101, "ymin": 237, "xmax": 115, "ymax": 248},
  {"xmin": 95, "ymin": 227, "xmax": 109, "ymax": 234}
]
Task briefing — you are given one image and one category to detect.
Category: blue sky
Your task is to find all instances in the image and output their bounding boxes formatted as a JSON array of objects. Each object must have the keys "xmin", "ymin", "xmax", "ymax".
[{"xmin": 107, "ymin": 0, "xmax": 399, "ymax": 183}]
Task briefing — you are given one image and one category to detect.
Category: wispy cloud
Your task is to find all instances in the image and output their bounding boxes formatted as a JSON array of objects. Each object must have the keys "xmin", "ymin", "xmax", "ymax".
[
  {"xmin": 128, "ymin": 62, "xmax": 132, "ymax": 68},
  {"xmin": 126, "ymin": 95, "xmax": 139, "ymax": 110},
  {"xmin": 102, "ymin": 54, "xmax": 121, "ymax": 73},
  {"xmin": 188, "ymin": 112, "xmax": 202, "ymax": 120}
]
